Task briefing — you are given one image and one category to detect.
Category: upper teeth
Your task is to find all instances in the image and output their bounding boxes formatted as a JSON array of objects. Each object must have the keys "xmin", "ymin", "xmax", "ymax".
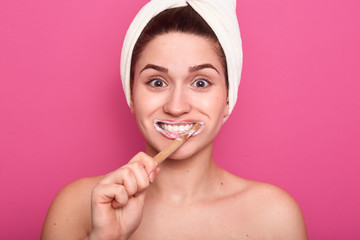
[{"xmin": 161, "ymin": 123, "xmax": 193, "ymax": 133}]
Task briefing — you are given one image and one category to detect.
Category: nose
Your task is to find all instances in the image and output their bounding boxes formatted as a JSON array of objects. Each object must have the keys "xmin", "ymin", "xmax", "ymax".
[{"xmin": 163, "ymin": 85, "xmax": 192, "ymax": 117}]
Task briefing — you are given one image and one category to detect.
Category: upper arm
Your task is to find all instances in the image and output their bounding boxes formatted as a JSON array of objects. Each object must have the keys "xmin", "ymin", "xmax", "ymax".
[{"xmin": 41, "ymin": 177, "xmax": 97, "ymax": 240}]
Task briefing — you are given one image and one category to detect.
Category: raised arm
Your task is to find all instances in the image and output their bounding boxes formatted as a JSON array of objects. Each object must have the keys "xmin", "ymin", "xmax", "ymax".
[{"xmin": 41, "ymin": 152, "xmax": 159, "ymax": 240}]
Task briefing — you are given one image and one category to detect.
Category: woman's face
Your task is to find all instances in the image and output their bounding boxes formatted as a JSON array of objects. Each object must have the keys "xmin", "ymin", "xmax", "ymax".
[{"xmin": 131, "ymin": 32, "xmax": 229, "ymax": 159}]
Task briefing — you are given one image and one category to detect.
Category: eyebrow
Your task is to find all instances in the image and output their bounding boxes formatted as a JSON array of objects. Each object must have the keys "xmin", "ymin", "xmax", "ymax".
[
  {"xmin": 140, "ymin": 64, "xmax": 169, "ymax": 74},
  {"xmin": 189, "ymin": 64, "xmax": 220, "ymax": 75},
  {"xmin": 139, "ymin": 63, "xmax": 220, "ymax": 75}
]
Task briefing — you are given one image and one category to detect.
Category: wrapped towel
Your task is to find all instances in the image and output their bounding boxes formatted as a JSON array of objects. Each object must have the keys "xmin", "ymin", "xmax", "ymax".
[{"xmin": 120, "ymin": 0, "xmax": 242, "ymax": 115}]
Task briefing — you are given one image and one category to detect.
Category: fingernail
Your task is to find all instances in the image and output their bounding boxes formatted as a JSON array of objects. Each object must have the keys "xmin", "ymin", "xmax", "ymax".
[{"xmin": 149, "ymin": 172, "xmax": 155, "ymax": 183}]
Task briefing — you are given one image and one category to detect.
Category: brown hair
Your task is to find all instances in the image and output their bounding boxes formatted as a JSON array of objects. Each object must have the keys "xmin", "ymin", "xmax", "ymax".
[{"xmin": 130, "ymin": 5, "xmax": 228, "ymax": 91}]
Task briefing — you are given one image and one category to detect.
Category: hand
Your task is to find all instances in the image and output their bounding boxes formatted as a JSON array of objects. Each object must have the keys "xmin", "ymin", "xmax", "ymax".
[{"xmin": 88, "ymin": 152, "xmax": 159, "ymax": 240}]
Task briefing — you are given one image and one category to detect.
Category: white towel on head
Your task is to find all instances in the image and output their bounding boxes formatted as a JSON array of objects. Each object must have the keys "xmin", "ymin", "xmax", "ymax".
[{"xmin": 120, "ymin": 0, "xmax": 242, "ymax": 115}]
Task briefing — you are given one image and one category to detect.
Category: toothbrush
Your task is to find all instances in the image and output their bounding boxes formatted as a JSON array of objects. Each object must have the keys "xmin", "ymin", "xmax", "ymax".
[{"xmin": 154, "ymin": 123, "xmax": 201, "ymax": 165}]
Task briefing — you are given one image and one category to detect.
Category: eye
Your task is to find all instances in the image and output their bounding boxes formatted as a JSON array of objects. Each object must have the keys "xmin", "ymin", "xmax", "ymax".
[
  {"xmin": 147, "ymin": 79, "xmax": 167, "ymax": 88},
  {"xmin": 192, "ymin": 79, "xmax": 210, "ymax": 88}
]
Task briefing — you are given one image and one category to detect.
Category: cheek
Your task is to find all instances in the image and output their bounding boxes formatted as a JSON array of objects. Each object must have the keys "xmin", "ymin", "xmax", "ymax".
[
  {"xmin": 196, "ymin": 91, "xmax": 227, "ymax": 116},
  {"xmin": 132, "ymin": 89, "xmax": 164, "ymax": 119}
]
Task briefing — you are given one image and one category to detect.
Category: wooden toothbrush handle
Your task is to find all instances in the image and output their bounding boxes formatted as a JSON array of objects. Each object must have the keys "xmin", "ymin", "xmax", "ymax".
[{"xmin": 153, "ymin": 138, "xmax": 184, "ymax": 164}]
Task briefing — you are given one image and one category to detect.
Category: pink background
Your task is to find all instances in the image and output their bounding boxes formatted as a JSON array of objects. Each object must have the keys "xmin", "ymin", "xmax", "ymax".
[{"xmin": 1, "ymin": 0, "xmax": 359, "ymax": 239}]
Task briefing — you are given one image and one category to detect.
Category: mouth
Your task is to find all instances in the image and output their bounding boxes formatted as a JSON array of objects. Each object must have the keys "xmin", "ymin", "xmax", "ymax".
[{"xmin": 154, "ymin": 119, "xmax": 205, "ymax": 139}]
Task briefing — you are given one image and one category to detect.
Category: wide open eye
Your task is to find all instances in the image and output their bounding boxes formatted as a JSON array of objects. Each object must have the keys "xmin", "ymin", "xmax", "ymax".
[
  {"xmin": 148, "ymin": 79, "xmax": 168, "ymax": 88},
  {"xmin": 192, "ymin": 79, "xmax": 211, "ymax": 88}
]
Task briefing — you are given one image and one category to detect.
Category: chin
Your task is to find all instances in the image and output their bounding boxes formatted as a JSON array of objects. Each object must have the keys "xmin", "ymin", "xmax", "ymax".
[
  {"xmin": 170, "ymin": 140, "xmax": 212, "ymax": 161},
  {"xmin": 167, "ymin": 150, "xmax": 195, "ymax": 161}
]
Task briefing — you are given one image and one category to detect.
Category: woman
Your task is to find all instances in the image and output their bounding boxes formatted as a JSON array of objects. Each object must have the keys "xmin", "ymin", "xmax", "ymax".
[{"xmin": 42, "ymin": 1, "xmax": 307, "ymax": 239}]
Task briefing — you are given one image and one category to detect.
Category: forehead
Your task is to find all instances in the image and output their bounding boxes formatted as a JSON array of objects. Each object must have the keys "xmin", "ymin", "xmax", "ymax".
[{"xmin": 135, "ymin": 32, "xmax": 224, "ymax": 72}]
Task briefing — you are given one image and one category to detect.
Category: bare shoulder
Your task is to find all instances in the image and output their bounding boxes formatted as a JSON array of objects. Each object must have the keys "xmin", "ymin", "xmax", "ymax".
[
  {"xmin": 41, "ymin": 175, "xmax": 104, "ymax": 240},
  {"xmin": 223, "ymin": 173, "xmax": 308, "ymax": 239}
]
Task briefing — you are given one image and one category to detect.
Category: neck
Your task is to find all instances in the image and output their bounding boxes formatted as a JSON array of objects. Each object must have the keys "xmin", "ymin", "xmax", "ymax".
[{"xmin": 146, "ymin": 141, "xmax": 223, "ymax": 204}]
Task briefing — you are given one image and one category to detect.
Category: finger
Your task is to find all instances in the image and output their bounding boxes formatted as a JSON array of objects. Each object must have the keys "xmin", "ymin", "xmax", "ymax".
[
  {"xmin": 134, "ymin": 190, "xmax": 146, "ymax": 206},
  {"xmin": 119, "ymin": 167, "xmax": 139, "ymax": 197},
  {"xmin": 98, "ymin": 152, "xmax": 160, "ymax": 198},
  {"xmin": 131, "ymin": 152, "xmax": 160, "ymax": 183},
  {"xmin": 100, "ymin": 152, "xmax": 158, "ymax": 185},
  {"xmin": 130, "ymin": 152, "xmax": 159, "ymax": 175},
  {"xmin": 92, "ymin": 184, "xmax": 129, "ymax": 208},
  {"xmin": 99, "ymin": 166, "xmax": 135, "ymax": 186},
  {"xmin": 103, "ymin": 164, "xmax": 147, "ymax": 196},
  {"xmin": 127, "ymin": 161, "xmax": 151, "ymax": 191}
]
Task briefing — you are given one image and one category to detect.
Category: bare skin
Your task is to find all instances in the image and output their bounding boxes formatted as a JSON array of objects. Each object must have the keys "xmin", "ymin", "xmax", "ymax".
[
  {"xmin": 41, "ymin": 33, "xmax": 307, "ymax": 240},
  {"xmin": 41, "ymin": 156, "xmax": 307, "ymax": 240}
]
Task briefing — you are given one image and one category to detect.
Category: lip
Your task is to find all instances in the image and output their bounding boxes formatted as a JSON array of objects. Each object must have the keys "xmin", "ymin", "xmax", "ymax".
[{"xmin": 154, "ymin": 119, "xmax": 205, "ymax": 139}]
